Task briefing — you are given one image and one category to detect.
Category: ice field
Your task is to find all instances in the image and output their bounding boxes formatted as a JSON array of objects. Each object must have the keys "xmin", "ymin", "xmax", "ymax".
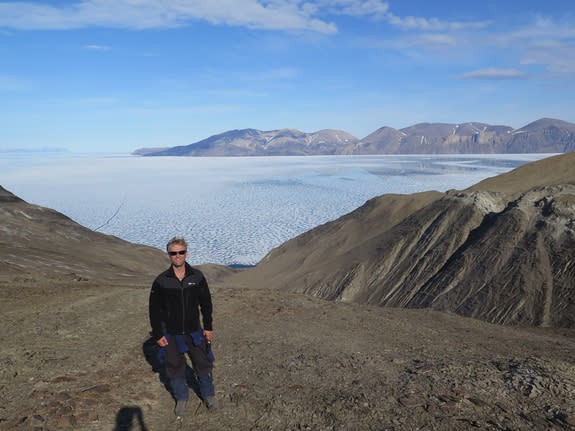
[{"xmin": 0, "ymin": 153, "xmax": 551, "ymax": 266}]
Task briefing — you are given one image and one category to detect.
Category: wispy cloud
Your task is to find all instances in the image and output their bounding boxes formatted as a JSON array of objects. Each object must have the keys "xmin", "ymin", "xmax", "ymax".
[
  {"xmin": 385, "ymin": 12, "xmax": 491, "ymax": 32},
  {"xmin": 456, "ymin": 68, "xmax": 529, "ymax": 81},
  {"xmin": 2, "ymin": 1, "xmax": 574, "ymax": 84},
  {"xmin": 407, "ymin": 33, "xmax": 459, "ymax": 49},
  {"xmin": 84, "ymin": 44, "xmax": 111, "ymax": 51},
  {"xmin": 321, "ymin": 0, "xmax": 390, "ymax": 18},
  {"xmin": 371, "ymin": 10, "xmax": 575, "ymax": 81},
  {"xmin": 519, "ymin": 42, "xmax": 575, "ymax": 77},
  {"xmin": 477, "ymin": 17, "xmax": 575, "ymax": 79},
  {"xmin": 502, "ymin": 15, "xmax": 575, "ymax": 41}
]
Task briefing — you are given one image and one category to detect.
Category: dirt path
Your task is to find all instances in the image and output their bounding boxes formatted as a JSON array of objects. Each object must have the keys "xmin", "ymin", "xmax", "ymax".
[{"xmin": 1, "ymin": 277, "xmax": 575, "ymax": 430}]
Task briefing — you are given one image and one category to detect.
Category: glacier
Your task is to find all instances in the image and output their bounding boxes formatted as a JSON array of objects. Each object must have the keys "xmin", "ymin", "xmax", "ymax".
[{"xmin": 0, "ymin": 153, "xmax": 552, "ymax": 266}]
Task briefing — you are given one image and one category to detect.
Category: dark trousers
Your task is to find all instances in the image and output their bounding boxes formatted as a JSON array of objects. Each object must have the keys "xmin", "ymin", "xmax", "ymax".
[{"xmin": 165, "ymin": 334, "xmax": 214, "ymax": 400}]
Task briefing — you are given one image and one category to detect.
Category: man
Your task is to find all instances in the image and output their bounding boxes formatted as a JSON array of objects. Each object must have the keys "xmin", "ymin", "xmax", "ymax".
[{"xmin": 149, "ymin": 237, "xmax": 218, "ymax": 417}]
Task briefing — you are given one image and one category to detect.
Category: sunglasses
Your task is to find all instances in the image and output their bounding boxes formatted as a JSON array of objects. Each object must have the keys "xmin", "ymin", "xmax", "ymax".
[{"xmin": 168, "ymin": 250, "xmax": 187, "ymax": 256}]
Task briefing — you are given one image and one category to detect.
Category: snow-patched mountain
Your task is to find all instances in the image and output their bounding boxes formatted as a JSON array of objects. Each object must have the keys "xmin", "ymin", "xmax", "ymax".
[
  {"xmin": 356, "ymin": 122, "xmax": 514, "ymax": 154},
  {"xmin": 505, "ymin": 118, "xmax": 575, "ymax": 153},
  {"xmin": 141, "ymin": 128, "xmax": 359, "ymax": 156},
  {"xmin": 355, "ymin": 118, "xmax": 575, "ymax": 154},
  {"xmin": 136, "ymin": 118, "xmax": 575, "ymax": 156}
]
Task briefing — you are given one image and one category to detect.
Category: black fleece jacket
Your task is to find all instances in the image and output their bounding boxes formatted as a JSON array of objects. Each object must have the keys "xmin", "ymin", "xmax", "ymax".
[{"xmin": 149, "ymin": 262, "xmax": 213, "ymax": 341}]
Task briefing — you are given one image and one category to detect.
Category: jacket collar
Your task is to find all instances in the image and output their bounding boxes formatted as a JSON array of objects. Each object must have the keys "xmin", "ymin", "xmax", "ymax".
[{"xmin": 167, "ymin": 262, "xmax": 193, "ymax": 278}]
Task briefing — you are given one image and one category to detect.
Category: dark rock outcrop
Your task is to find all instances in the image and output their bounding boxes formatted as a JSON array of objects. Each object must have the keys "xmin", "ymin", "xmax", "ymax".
[{"xmin": 0, "ymin": 185, "xmax": 25, "ymax": 203}]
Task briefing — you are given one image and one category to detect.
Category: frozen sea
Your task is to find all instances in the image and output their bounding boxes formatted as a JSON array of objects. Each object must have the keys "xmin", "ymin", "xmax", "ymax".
[{"xmin": 0, "ymin": 153, "xmax": 553, "ymax": 266}]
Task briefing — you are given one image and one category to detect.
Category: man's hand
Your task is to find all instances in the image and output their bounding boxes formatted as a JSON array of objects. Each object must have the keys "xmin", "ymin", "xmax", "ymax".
[
  {"xmin": 203, "ymin": 330, "xmax": 213, "ymax": 343},
  {"xmin": 156, "ymin": 336, "xmax": 168, "ymax": 347}
]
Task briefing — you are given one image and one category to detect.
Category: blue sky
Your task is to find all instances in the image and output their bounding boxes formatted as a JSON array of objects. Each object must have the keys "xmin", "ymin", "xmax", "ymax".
[{"xmin": 1, "ymin": 0, "xmax": 574, "ymax": 153}]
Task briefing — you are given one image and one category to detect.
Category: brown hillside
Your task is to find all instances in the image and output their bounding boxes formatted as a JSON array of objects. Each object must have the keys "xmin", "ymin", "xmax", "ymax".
[
  {"xmin": 469, "ymin": 151, "xmax": 575, "ymax": 196},
  {"xmin": 408, "ymin": 184, "xmax": 575, "ymax": 327},
  {"xmin": 0, "ymin": 185, "xmax": 167, "ymax": 283},
  {"xmin": 229, "ymin": 152, "xmax": 575, "ymax": 328},
  {"xmin": 228, "ymin": 190, "xmax": 443, "ymax": 291}
]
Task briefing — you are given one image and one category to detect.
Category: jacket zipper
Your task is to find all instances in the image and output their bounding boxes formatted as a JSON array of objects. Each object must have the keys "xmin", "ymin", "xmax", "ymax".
[{"xmin": 180, "ymin": 276, "xmax": 186, "ymax": 334}]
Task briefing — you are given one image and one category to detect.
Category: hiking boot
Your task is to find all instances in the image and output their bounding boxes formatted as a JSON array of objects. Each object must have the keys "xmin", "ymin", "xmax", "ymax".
[
  {"xmin": 174, "ymin": 399, "xmax": 188, "ymax": 417},
  {"xmin": 205, "ymin": 396, "xmax": 219, "ymax": 411}
]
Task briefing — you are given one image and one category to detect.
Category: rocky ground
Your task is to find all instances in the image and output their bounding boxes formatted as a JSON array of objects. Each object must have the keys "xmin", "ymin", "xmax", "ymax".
[{"xmin": 1, "ymin": 269, "xmax": 574, "ymax": 431}]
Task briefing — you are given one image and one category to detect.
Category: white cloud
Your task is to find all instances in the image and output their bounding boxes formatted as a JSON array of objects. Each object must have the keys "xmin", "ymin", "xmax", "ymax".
[
  {"xmin": 456, "ymin": 68, "xmax": 529, "ymax": 81},
  {"xmin": 0, "ymin": 0, "xmax": 338, "ymax": 33}
]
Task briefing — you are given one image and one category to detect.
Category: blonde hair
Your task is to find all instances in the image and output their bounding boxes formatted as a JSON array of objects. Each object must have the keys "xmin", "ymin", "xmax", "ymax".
[{"xmin": 166, "ymin": 236, "xmax": 187, "ymax": 252}]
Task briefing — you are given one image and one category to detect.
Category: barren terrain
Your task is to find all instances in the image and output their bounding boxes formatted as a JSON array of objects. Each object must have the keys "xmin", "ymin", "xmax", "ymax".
[
  {"xmin": 1, "ymin": 152, "xmax": 575, "ymax": 430},
  {"xmin": 1, "ymin": 268, "xmax": 574, "ymax": 431}
]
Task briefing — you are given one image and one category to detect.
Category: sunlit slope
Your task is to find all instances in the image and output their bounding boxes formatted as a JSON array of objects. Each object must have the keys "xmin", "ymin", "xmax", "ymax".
[{"xmin": 230, "ymin": 152, "xmax": 575, "ymax": 327}]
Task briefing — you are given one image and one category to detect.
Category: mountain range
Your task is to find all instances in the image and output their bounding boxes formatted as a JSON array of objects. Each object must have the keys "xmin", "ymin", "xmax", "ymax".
[{"xmin": 135, "ymin": 117, "xmax": 575, "ymax": 156}]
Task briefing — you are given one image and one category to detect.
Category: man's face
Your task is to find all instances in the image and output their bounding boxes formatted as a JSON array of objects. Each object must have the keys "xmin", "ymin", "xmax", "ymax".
[{"xmin": 167, "ymin": 245, "xmax": 187, "ymax": 268}]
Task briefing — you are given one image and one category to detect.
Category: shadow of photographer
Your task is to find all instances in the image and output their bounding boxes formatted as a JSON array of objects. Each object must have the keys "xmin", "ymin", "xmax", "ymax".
[{"xmin": 113, "ymin": 406, "xmax": 147, "ymax": 431}]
